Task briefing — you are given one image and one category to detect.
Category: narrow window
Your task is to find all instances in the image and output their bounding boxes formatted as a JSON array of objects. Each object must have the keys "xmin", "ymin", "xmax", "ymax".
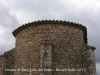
[{"xmin": 40, "ymin": 40, "xmax": 52, "ymax": 75}]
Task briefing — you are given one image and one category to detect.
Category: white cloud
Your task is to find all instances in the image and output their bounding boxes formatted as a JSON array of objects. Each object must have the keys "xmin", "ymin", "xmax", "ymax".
[
  {"xmin": 0, "ymin": 26, "xmax": 5, "ymax": 34},
  {"xmin": 96, "ymin": 63, "xmax": 100, "ymax": 75},
  {"xmin": 0, "ymin": 1, "xmax": 19, "ymax": 54},
  {"xmin": 0, "ymin": 0, "xmax": 100, "ymax": 74}
]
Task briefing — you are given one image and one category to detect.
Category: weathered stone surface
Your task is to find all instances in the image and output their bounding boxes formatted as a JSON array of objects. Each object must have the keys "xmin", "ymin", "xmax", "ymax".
[
  {"xmin": 4, "ymin": 48, "xmax": 15, "ymax": 75},
  {"xmin": 13, "ymin": 20, "xmax": 96, "ymax": 75},
  {"xmin": 0, "ymin": 55, "xmax": 4, "ymax": 75},
  {"xmin": 0, "ymin": 20, "xmax": 96, "ymax": 75}
]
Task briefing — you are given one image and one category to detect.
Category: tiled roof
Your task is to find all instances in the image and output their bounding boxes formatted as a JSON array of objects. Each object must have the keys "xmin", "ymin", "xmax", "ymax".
[{"xmin": 12, "ymin": 20, "xmax": 87, "ymax": 44}]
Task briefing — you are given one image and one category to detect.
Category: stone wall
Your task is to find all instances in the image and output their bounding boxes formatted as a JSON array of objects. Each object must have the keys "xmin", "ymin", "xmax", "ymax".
[
  {"xmin": 0, "ymin": 20, "xmax": 96, "ymax": 75},
  {"xmin": 0, "ymin": 55, "xmax": 4, "ymax": 75},
  {"xmin": 12, "ymin": 20, "xmax": 96, "ymax": 75},
  {"xmin": 4, "ymin": 48, "xmax": 15, "ymax": 75},
  {"xmin": 86, "ymin": 45, "xmax": 96, "ymax": 75}
]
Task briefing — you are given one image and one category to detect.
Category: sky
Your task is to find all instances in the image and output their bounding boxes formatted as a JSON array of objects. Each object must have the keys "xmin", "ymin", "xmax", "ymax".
[{"xmin": 0, "ymin": 0, "xmax": 100, "ymax": 74}]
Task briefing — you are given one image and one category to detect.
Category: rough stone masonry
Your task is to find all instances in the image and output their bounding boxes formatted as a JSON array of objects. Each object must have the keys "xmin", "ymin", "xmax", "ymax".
[{"xmin": 0, "ymin": 20, "xmax": 96, "ymax": 75}]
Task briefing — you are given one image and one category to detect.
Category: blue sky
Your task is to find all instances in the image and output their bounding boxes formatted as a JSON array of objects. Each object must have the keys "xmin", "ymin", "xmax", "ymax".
[{"xmin": 0, "ymin": 0, "xmax": 100, "ymax": 74}]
